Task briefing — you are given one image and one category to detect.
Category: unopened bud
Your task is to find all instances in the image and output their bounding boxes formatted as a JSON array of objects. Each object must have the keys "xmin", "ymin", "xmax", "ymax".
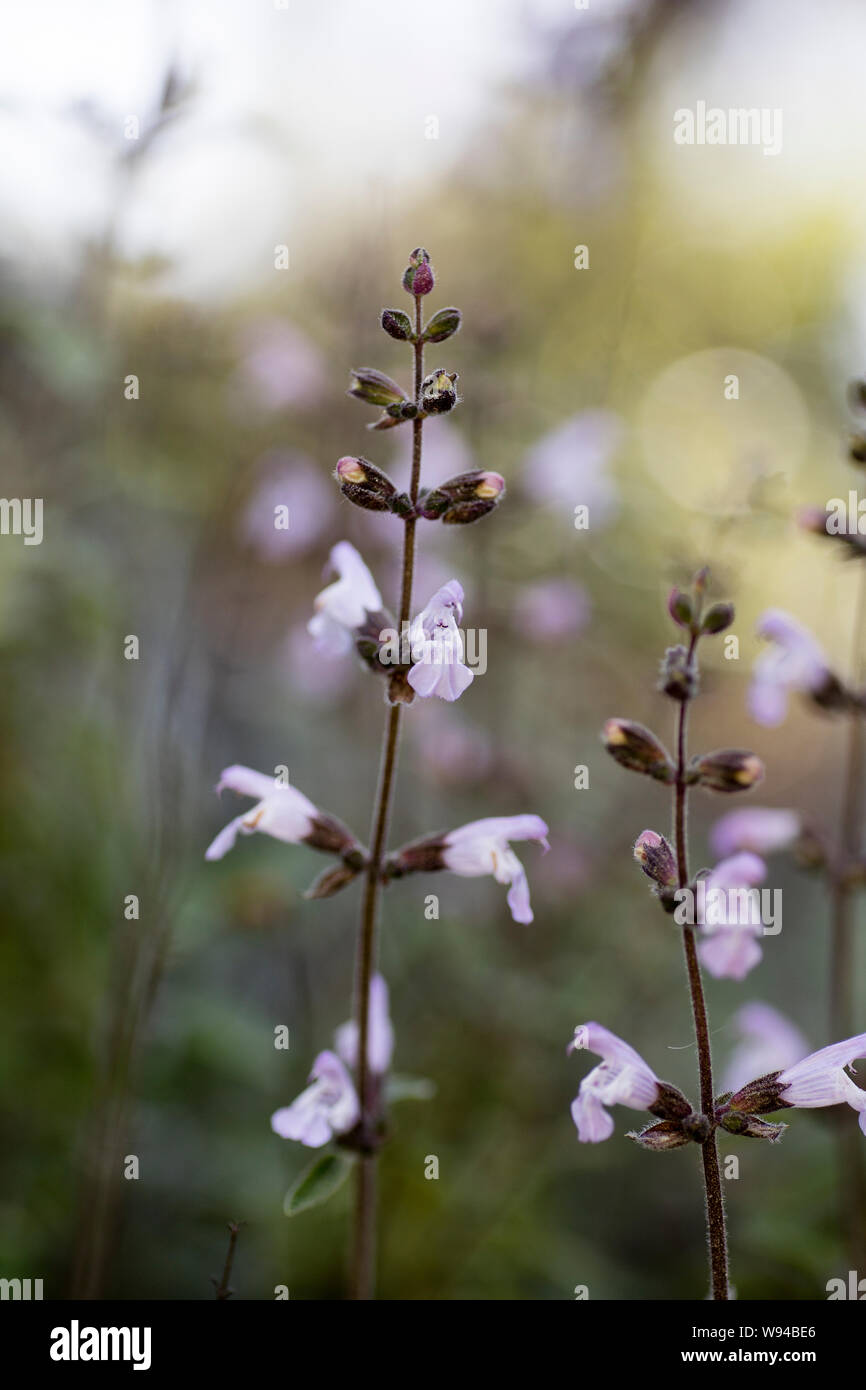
[
  {"xmin": 381, "ymin": 308, "xmax": 413, "ymax": 341},
  {"xmin": 668, "ymin": 587, "xmax": 693, "ymax": 630},
  {"xmin": 335, "ymin": 456, "xmax": 399, "ymax": 512},
  {"xmin": 304, "ymin": 813, "xmax": 366, "ymax": 858},
  {"xmin": 633, "ymin": 830, "xmax": 678, "ymax": 889},
  {"xmin": 726, "ymin": 1071, "xmax": 789, "ymax": 1116},
  {"xmin": 649, "ymin": 1081, "xmax": 694, "ymax": 1123},
  {"xmin": 659, "ymin": 644, "xmax": 699, "ymax": 701},
  {"xmin": 701, "ymin": 601, "xmax": 735, "ymax": 636},
  {"xmin": 303, "ymin": 862, "xmax": 362, "ymax": 900},
  {"xmin": 419, "ymin": 470, "xmax": 505, "ymax": 524},
  {"xmin": 719, "ymin": 1110, "xmax": 787, "ymax": 1141},
  {"xmin": 402, "ymin": 247, "xmax": 434, "ymax": 296},
  {"xmin": 421, "ymin": 367, "xmax": 459, "ymax": 414},
  {"xmin": 422, "ymin": 306, "xmax": 461, "ymax": 343},
  {"xmin": 627, "ymin": 1121, "xmax": 691, "ymax": 1151},
  {"xmin": 692, "ymin": 748, "xmax": 764, "ymax": 794},
  {"xmin": 602, "ymin": 719, "xmax": 674, "ymax": 782},
  {"xmin": 348, "ymin": 367, "xmax": 407, "ymax": 408}
]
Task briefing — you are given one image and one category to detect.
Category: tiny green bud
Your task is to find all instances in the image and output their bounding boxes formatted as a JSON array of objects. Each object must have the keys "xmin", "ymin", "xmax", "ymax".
[
  {"xmin": 422, "ymin": 306, "xmax": 462, "ymax": 343},
  {"xmin": 402, "ymin": 247, "xmax": 434, "ymax": 296},
  {"xmin": 347, "ymin": 367, "xmax": 407, "ymax": 408},
  {"xmin": 701, "ymin": 601, "xmax": 735, "ymax": 635},
  {"xmin": 381, "ymin": 308, "xmax": 413, "ymax": 341},
  {"xmin": 668, "ymin": 587, "xmax": 693, "ymax": 629}
]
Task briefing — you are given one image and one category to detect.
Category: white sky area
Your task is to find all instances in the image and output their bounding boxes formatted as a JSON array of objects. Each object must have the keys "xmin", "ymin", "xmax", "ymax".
[{"xmin": 3, "ymin": 0, "xmax": 866, "ymax": 303}]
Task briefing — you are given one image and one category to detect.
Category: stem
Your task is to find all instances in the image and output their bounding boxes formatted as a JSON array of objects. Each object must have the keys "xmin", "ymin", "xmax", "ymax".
[
  {"xmin": 214, "ymin": 1221, "xmax": 242, "ymax": 1300},
  {"xmin": 829, "ymin": 563, "xmax": 866, "ymax": 1271},
  {"xmin": 673, "ymin": 633, "xmax": 729, "ymax": 1300},
  {"xmin": 349, "ymin": 295, "xmax": 425, "ymax": 1300}
]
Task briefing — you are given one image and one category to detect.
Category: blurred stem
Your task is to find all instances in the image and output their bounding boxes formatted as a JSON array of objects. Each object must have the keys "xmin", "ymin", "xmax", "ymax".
[
  {"xmin": 214, "ymin": 1221, "xmax": 242, "ymax": 1300},
  {"xmin": 673, "ymin": 632, "xmax": 729, "ymax": 1301},
  {"xmin": 350, "ymin": 295, "xmax": 425, "ymax": 1300},
  {"xmin": 830, "ymin": 563, "xmax": 866, "ymax": 1271}
]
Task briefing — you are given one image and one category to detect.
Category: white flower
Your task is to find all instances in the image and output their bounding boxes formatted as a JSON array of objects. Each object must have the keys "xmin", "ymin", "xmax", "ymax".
[
  {"xmin": 749, "ymin": 609, "xmax": 830, "ymax": 727},
  {"xmin": 205, "ymin": 766, "xmax": 319, "ymax": 861},
  {"xmin": 442, "ymin": 814, "xmax": 550, "ymax": 924},
  {"xmin": 335, "ymin": 975, "xmax": 394, "ymax": 1076},
  {"xmin": 308, "ymin": 541, "xmax": 383, "ymax": 657},
  {"xmin": 407, "ymin": 579, "xmax": 474, "ymax": 702},
  {"xmin": 568, "ymin": 1022, "xmax": 661, "ymax": 1143},
  {"xmin": 778, "ymin": 1032, "xmax": 866, "ymax": 1134},
  {"xmin": 270, "ymin": 1050, "xmax": 360, "ymax": 1148}
]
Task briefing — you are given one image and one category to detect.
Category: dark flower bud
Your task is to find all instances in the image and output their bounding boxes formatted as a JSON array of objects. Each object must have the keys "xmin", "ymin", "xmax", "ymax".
[
  {"xmin": 649, "ymin": 1081, "xmax": 694, "ymax": 1123},
  {"xmin": 418, "ymin": 470, "xmax": 505, "ymax": 524},
  {"xmin": 701, "ymin": 601, "xmax": 735, "ymax": 635},
  {"xmin": 627, "ymin": 1120, "xmax": 691, "ymax": 1151},
  {"xmin": 633, "ymin": 829, "xmax": 678, "ymax": 889},
  {"xmin": 602, "ymin": 719, "xmax": 675, "ymax": 782},
  {"xmin": 335, "ymin": 456, "xmax": 399, "ymax": 512},
  {"xmin": 381, "ymin": 308, "xmax": 413, "ymax": 341},
  {"xmin": 719, "ymin": 1110, "xmax": 788, "ymax": 1142},
  {"xmin": 422, "ymin": 306, "xmax": 462, "ymax": 343},
  {"xmin": 680, "ymin": 1112, "xmax": 712, "ymax": 1143},
  {"xmin": 421, "ymin": 367, "xmax": 459, "ymax": 414},
  {"xmin": 303, "ymin": 862, "xmax": 362, "ymax": 900},
  {"xmin": 348, "ymin": 367, "xmax": 407, "ymax": 408},
  {"xmin": 383, "ymin": 834, "xmax": 448, "ymax": 878},
  {"xmin": 668, "ymin": 587, "xmax": 694, "ymax": 630},
  {"xmin": 659, "ymin": 645, "xmax": 699, "ymax": 701},
  {"xmin": 402, "ymin": 247, "xmax": 434, "ymax": 296},
  {"xmin": 850, "ymin": 435, "xmax": 866, "ymax": 466},
  {"xmin": 305, "ymin": 812, "xmax": 366, "ymax": 859},
  {"xmin": 726, "ymin": 1071, "xmax": 790, "ymax": 1116},
  {"xmin": 692, "ymin": 748, "xmax": 764, "ymax": 794}
]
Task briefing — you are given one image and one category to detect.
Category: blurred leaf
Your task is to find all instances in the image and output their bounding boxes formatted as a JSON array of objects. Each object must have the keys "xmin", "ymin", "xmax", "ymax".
[{"xmin": 283, "ymin": 1153, "xmax": 354, "ymax": 1217}]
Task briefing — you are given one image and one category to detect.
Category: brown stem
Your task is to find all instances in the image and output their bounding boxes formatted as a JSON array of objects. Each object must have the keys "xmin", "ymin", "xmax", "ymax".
[
  {"xmin": 214, "ymin": 1221, "xmax": 242, "ymax": 1300},
  {"xmin": 673, "ymin": 633, "xmax": 729, "ymax": 1300},
  {"xmin": 349, "ymin": 294, "xmax": 425, "ymax": 1300}
]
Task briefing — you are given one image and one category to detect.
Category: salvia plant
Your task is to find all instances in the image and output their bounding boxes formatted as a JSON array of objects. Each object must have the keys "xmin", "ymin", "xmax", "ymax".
[
  {"xmin": 205, "ymin": 249, "xmax": 548, "ymax": 1299},
  {"xmin": 589, "ymin": 568, "xmax": 866, "ymax": 1299}
]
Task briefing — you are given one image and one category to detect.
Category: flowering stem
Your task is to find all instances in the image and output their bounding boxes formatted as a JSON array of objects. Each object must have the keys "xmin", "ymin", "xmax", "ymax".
[
  {"xmin": 673, "ymin": 634, "xmax": 729, "ymax": 1300},
  {"xmin": 349, "ymin": 295, "xmax": 425, "ymax": 1300},
  {"xmin": 829, "ymin": 563, "xmax": 866, "ymax": 1270}
]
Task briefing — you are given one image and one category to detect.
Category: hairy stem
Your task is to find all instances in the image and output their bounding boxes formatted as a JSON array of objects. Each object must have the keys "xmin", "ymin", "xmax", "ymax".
[
  {"xmin": 673, "ymin": 634, "xmax": 729, "ymax": 1300},
  {"xmin": 349, "ymin": 295, "xmax": 425, "ymax": 1300}
]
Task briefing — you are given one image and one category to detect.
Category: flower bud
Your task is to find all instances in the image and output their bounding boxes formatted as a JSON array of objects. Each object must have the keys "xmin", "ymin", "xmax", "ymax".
[
  {"xmin": 718, "ymin": 1110, "xmax": 787, "ymax": 1142},
  {"xmin": 627, "ymin": 1121, "xmax": 691, "ymax": 1151},
  {"xmin": 303, "ymin": 862, "xmax": 362, "ymax": 900},
  {"xmin": 305, "ymin": 812, "xmax": 366, "ymax": 858},
  {"xmin": 658, "ymin": 645, "xmax": 698, "ymax": 701},
  {"xmin": 335, "ymin": 456, "xmax": 399, "ymax": 512},
  {"xmin": 601, "ymin": 719, "xmax": 674, "ymax": 782},
  {"xmin": 418, "ymin": 470, "xmax": 505, "ymax": 524},
  {"xmin": 701, "ymin": 601, "xmax": 735, "ymax": 636},
  {"xmin": 668, "ymin": 587, "xmax": 693, "ymax": 629},
  {"xmin": 649, "ymin": 1081, "xmax": 694, "ymax": 1123},
  {"xmin": 381, "ymin": 308, "xmax": 413, "ymax": 341},
  {"xmin": 633, "ymin": 829, "xmax": 678, "ymax": 889},
  {"xmin": 421, "ymin": 367, "xmax": 459, "ymax": 414},
  {"xmin": 347, "ymin": 367, "xmax": 407, "ymax": 408},
  {"xmin": 422, "ymin": 306, "xmax": 462, "ymax": 343},
  {"xmin": 725, "ymin": 1072, "xmax": 789, "ymax": 1115},
  {"xmin": 692, "ymin": 749, "xmax": 764, "ymax": 794},
  {"xmin": 402, "ymin": 247, "xmax": 434, "ymax": 296}
]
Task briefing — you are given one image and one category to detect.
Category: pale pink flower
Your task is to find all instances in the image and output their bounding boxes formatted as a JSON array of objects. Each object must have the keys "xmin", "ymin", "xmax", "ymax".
[
  {"xmin": 205, "ymin": 766, "xmax": 318, "ymax": 861},
  {"xmin": 407, "ymin": 579, "xmax": 474, "ymax": 702},
  {"xmin": 270, "ymin": 1050, "xmax": 359, "ymax": 1148},
  {"xmin": 236, "ymin": 319, "xmax": 326, "ymax": 412},
  {"xmin": 697, "ymin": 852, "xmax": 768, "ymax": 981},
  {"xmin": 335, "ymin": 974, "xmax": 394, "ymax": 1076},
  {"xmin": 722, "ymin": 1003, "xmax": 809, "ymax": 1096},
  {"xmin": 710, "ymin": 807, "xmax": 800, "ymax": 859},
  {"xmin": 568, "ymin": 1022, "xmax": 662, "ymax": 1143},
  {"xmin": 442, "ymin": 815, "xmax": 550, "ymax": 923},
  {"xmin": 241, "ymin": 452, "xmax": 332, "ymax": 560},
  {"xmin": 308, "ymin": 541, "xmax": 383, "ymax": 657},
  {"xmin": 749, "ymin": 609, "xmax": 831, "ymax": 727},
  {"xmin": 524, "ymin": 409, "xmax": 621, "ymax": 525},
  {"xmin": 778, "ymin": 1032, "xmax": 866, "ymax": 1134},
  {"xmin": 513, "ymin": 579, "xmax": 591, "ymax": 643}
]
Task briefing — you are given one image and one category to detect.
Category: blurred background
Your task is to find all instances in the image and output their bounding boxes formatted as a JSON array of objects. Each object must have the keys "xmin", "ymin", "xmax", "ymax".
[{"xmin": 3, "ymin": 0, "xmax": 866, "ymax": 1300}]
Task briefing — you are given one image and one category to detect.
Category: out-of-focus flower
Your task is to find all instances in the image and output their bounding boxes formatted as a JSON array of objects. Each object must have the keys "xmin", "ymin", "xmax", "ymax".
[
  {"xmin": 524, "ymin": 409, "xmax": 622, "ymax": 526},
  {"xmin": 407, "ymin": 579, "xmax": 473, "ymax": 702},
  {"xmin": 205, "ymin": 765, "xmax": 358, "ymax": 863},
  {"xmin": 567, "ymin": 1022, "xmax": 689, "ymax": 1144},
  {"xmin": 270, "ymin": 1050, "xmax": 359, "ymax": 1148},
  {"xmin": 721, "ymin": 1003, "xmax": 809, "ymax": 1096},
  {"xmin": 697, "ymin": 852, "xmax": 768, "ymax": 981},
  {"xmin": 441, "ymin": 814, "xmax": 550, "ymax": 924},
  {"xmin": 749, "ymin": 610, "xmax": 831, "ymax": 727},
  {"xmin": 513, "ymin": 579, "xmax": 591, "ymax": 643},
  {"xmin": 241, "ymin": 452, "xmax": 333, "ymax": 560},
  {"xmin": 308, "ymin": 541, "xmax": 384, "ymax": 657},
  {"xmin": 236, "ymin": 319, "xmax": 326, "ymax": 412},
  {"xmin": 710, "ymin": 807, "xmax": 800, "ymax": 859},
  {"xmin": 410, "ymin": 708, "xmax": 494, "ymax": 786},
  {"xmin": 283, "ymin": 624, "xmax": 354, "ymax": 704},
  {"xmin": 335, "ymin": 974, "xmax": 394, "ymax": 1076}
]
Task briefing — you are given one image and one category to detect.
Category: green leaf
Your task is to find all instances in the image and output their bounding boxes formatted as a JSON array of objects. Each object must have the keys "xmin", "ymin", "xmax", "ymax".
[
  {"xmin": 386, "ymin": 1074, "xmax": 436, "ymax": 1104},
  {"xmin": 283, "ymin": 1152, "xmax": 354, "ymax": 1217}
]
